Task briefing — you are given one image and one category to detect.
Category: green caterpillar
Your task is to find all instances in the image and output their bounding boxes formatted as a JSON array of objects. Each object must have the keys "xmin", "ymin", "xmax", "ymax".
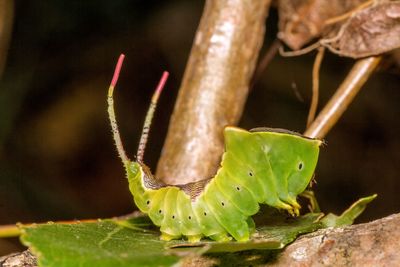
[{"xmin": 107, "ymin": 55, "xmax": 322, "ymax": 242}]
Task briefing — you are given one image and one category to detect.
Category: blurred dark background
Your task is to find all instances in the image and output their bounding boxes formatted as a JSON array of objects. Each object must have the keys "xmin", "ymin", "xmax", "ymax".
[{"xmin": 0, "ymin": 1, "xmax": 399, "ymax": 254}]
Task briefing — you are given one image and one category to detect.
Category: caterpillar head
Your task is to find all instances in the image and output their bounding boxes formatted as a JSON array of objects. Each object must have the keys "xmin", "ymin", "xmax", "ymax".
[
  {"xmin": 127, "ymin": 161, "xmax": 141, "ymax": 178},
  {"xmin": 126, "ymin": 159, "xmax": 166, "ymax": 191}
]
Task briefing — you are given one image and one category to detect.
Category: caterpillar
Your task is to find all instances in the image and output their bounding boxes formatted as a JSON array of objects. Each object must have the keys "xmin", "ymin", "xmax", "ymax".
[{"xmin": 107, "ymin": 55, "xmax": 322, "ymax": 242}]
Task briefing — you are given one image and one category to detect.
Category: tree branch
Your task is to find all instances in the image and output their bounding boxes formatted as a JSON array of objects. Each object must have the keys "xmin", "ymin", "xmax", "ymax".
[
  {"xmin": 180, "ymin": 213, "xmax": 400, "ymax": 266},
  {"xmin": 0, "ymin": 0, "xmax": 13, "ymax": 78},
  {"xmin": 156, "ymin": 0, "xmax": 271, "ymax": 184},
  {"xmin": 304, "ymin": 56, "xmax": 381, "ymax": 139},
  {"xmin": 270, "ymin": 213, "xmax": 400, "ymax": 266}
]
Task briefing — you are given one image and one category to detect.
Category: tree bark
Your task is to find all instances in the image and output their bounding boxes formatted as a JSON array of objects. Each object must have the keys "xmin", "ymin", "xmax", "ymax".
[
  {"xmin": 156, "ymin": 0, "xmax": 271, "ymax": 185},
  {"xmin": 271, "ymin": 213, "xmax": 400, "ymax": 266},
  {"xmin": 0, "ymin": 250, "xmax": 37, "ymax": 267},
  {"xmin": 0, "ymin": 0, "xmax": 13, "ymax": 78},
  {"xmin": 182, "ymin": 213, "xmax": 400, "ymax": 266}
]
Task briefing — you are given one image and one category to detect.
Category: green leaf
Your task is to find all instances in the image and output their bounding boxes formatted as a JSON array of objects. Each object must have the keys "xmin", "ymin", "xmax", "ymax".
[
  {"xmin": 321, "ymin": 194, "xmax": 378, "ymax": 228},
  {"xmin": 20, "ymin": 216, "xmax": 181, "ymax": 267},
  {"xmin": 169, "ymin": 212, "xmax": 323, "ymax": 253},
  {"xmin": 19, "ymin": 195, "xmax": 376, "ymax": 267}
]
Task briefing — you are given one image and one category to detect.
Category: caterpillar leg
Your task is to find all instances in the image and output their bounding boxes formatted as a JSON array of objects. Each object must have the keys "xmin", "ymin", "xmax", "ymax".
[
  {"xmin": 246, "ymin": 217, "xmax": 256, "ymax": 235},
  {"xmin": 208, "ymin": 233, "xmax": 232, "ymax": 242},
  {"xmin": 300, "ymin": 190, "xmax": 320, "ymax": 213},
  {"xmin": 274, "ymin": 200, "xmax": 300, "ymax": 216},
  {"xmin": 285, "ymin": 198, "xmax": 301, "ymax": 216},
  {"xmin": 187, "ymin": 234, "xmax": 203, "ymax": 243},
  {"xmin": 160, "ymin": 232, "xmax": 181, "ymax": 241}
]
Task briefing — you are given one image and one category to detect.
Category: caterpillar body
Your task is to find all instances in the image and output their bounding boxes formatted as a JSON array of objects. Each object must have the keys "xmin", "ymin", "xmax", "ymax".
[{"xmin": 108, "ymin": 55, "xmax": 322, "ymax": 242}]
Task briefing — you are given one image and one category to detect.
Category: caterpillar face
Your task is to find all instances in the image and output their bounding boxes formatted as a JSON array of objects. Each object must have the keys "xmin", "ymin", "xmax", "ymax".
[{"xmin": 124, "ymin": 127, "xmax": 322, "ymax": 242}]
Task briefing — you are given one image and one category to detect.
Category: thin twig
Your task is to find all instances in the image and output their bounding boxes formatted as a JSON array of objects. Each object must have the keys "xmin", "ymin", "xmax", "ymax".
[
  {"xmin": 0, "ymin": 0, "xmax": 13, "ymax": 78},
  {"xmin": 0, "ymin": 224, "xmax": 21, "ymax": 238},
  {"xmin": 324, "ymin": 0, "xmax": 373, "ymax": 26},
  {"xmin": 304, "ymin": 56, "xmax": 381, "ymax": 139},
  {"xmin": 0, "ymin": 211, "xmax": 146, "ymax": 238},
  {"xmin": 307, "ymin": 47, "xmax": 325, "ymax": 127},
  {"xmin": 251, "ymin": 38, "xmax": 281, "ymax": 88},
  {"xmin": 279, "ymin": 42, "xmax": 320, "ymax": 57},
  {"xmin": 0, "ymin": 219, "xmax": 99, "ymax": 238}
]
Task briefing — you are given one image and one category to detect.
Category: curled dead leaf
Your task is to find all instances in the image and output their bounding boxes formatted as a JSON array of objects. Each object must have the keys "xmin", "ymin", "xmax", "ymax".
[
  {"xmin": 322, "ymin": 2, "xmax": 400, "ymax": 58},
  {"xmin": 278, "ymin": 0, "xmax": 366, "ymax": 50}
]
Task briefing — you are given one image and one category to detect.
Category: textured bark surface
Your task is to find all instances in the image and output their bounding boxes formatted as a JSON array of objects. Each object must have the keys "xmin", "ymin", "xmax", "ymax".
[
  {"xmin": 181, "ymin": 213, "xmax": 400, "ymax": 266},
  {"xmin": 156, "ymin": 0, "xmax": 271, "ymax": 185},
  {"xmin": 0, "ymin": 250, "xmax": 37, "ymax": 267},
  {"xmin": 272, "ymin": 213, "xmax": 400, "ymax": 266}
]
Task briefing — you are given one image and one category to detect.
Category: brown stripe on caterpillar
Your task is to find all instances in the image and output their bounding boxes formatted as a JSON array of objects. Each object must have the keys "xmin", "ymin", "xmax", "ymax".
[{"xmin": 139, "ymin": 161, "xmax": 212, "ymax": 201}]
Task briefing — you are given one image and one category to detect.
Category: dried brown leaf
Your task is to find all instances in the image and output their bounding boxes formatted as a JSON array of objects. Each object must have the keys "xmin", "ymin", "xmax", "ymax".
[
  {"xmin": 322, "ymin": 2, "xmax": 400, "ymax": 58},
  {"xmin": 278, "ymin": 0, "xmax": 366, "ymax": 50}
]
